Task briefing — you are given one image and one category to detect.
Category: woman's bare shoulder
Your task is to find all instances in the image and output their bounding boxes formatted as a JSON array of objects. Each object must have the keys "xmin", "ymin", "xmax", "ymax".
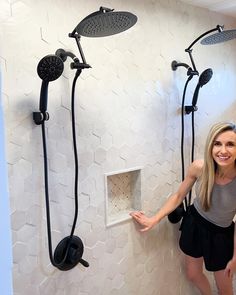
[
  {"xmin": 192, "ymin": 159, "xmax": 204, "ymax": 168},
  {"xmin": 189, "ymin": 159, "xmax": 204, "ymax": 178}
]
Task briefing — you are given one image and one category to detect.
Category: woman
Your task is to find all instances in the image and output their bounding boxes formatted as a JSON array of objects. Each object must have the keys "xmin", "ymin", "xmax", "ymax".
[{"xmin": 130, "ymin": 122, "xmax": 236, "ymax": 295}]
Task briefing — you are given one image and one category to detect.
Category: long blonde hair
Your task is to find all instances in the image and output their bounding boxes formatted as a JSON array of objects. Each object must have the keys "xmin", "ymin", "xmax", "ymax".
[{"xmin": 199, "ymin": 122, "xmax": 236, "ymax": 211}]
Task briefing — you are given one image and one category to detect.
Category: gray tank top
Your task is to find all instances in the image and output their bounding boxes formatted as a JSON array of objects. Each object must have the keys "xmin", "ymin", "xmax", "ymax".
[{"xmin": 193, "ymin": 178, "xmax": 236, "ymax": 227}]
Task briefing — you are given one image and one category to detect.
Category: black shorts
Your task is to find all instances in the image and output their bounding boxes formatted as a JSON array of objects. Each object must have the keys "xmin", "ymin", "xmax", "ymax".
[{"xmin": 179, "ymin": 204, "xmax": 234, "ymax": 272}]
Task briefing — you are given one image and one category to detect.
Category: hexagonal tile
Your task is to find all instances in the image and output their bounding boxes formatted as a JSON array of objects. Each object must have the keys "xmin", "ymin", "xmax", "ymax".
[
  {"xmin": 94, "ymin": 147, "xmax": 106, "ymax": 165},
  {"xmin": 11, "ymin": 211, "xmax": 26, "ymax": 231}
]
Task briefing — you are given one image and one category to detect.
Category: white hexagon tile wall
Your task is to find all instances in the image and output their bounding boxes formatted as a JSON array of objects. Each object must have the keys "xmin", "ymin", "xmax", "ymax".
[{"xmin": 1, "ymin": 0, "xmax": 236, "ymax": 294}]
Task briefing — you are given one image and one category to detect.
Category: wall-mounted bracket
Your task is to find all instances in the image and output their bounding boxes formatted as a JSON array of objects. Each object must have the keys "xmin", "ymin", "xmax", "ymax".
[
  {"xmin": 185, "ymin": 105, "xmax": 198, "ymax": 114},
  {"xmin": 171, "ymin": 60, "xmax": 198, "ymax": 76},
  {"xmin": 33, "ymin": 111, "xmax": 49, "ymax": 125},
  {"xmin": 55, "ymin": 48, "xmax": 91, "ymax": 70}
]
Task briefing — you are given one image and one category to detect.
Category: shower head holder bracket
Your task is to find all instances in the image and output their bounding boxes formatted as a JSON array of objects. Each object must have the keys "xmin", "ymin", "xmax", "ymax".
[
  {"xmin": 185, "ymin": 105, "xmax": 198, "ymax": 114},
  {"xmin": 33, "ymin": 111, "xmax": 49, "ymax": 125},
  {"xmin": 55, "ymin": 48, "xmax": 91, "ymax": 71}
]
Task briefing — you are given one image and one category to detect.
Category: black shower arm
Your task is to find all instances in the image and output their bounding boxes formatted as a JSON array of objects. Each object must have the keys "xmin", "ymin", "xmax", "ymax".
[
  {"xmin": 185, "ymin": 49, "xmax": 198, "ymax": 72},
  {"xmin": 184, "ymin": 25, "xmax": 223, "ymax": 72},
  {"xmin": 172, "ymin": 61, "xmax": 190, "ymax": 70},
  {"xmin": 56, "ymin": 48, "xmax": 77, "ymax": 61},
  {"xmin": 68, "ymin": 31, "xmax": 91, "ymax": 69},
  {"xmin": 185, "ymin": 25, "xmax": 223, "ymax": 51}
]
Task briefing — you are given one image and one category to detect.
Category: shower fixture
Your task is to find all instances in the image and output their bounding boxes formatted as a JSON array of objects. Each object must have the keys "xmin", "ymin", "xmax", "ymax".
[
  {"xmin": 68, "ymin": 6, "xmax": 137, "ymax": 66},
  {"xmin": 71, "ymin": 6, "xmax": 137, "ymax": 38},
  {"xmin": 168, "ymin": 25, "xmax": 230, "ymax": 223},
  {"xmin": 171, "ymin": 60, "xmax": 198, "ymax": 77},
  {"xmin": 168, "ymin": 67, "xmax": 214, "ymax": 223},
  {"xmin": 37, "ymin": 55, "xmax": 64, "ymax": 114},
  {"xmin": 173, "ymin": 25, "xmax": 236, "ymax": 76},
  {"xmin": 34, "ymin": 49, "xmax": 90, "ymax": 271},
  {"xmin": 191, "ymin": 68, "xmax": 213, "ymax": 106},
  {"xmin": 185, "ymin": 68, "xmax": 213, "ymax": 114},
  {"xmin": 168, "ymin": 72, "xmax": 194, "ymax": 224},
  {"xmin": 201, "ymin": 28, "xmax": 236, "ymax": 45},
  {"xmin": 184, "ymin": 25, "xmax": 223, "ymax": 73},
  {"xmin": 169, "ymin": 23, "xmax": 236, "ymax": 223},
  {"xmin": 33, "ymin": 7, "xmax": 137, "ymax": 271}
]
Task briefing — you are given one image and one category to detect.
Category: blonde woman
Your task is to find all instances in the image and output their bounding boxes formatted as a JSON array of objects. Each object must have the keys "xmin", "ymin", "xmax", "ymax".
[{"xmin": 130, "ymin": 122, "xmax": 236, "ymax": 295}]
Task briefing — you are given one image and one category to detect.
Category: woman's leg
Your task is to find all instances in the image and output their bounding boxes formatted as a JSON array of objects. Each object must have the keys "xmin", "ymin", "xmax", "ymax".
[
  {"xmin": 214, "ymin": 270, "xmax": 233, "ymax": 295},
  {"xmin": 185, "ymin": 255, "xmax": 212, "ymax": 295}
]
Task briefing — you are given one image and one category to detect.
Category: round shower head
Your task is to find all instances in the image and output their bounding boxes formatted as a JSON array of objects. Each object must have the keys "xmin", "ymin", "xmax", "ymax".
[
  {"xmin": 37, "ymin": 55, "xmax": 64, "ymax": 82},
  {"xmin": 76, "ymin": 7, "xmax": 137, "ymax": 37},
  {"xmin": 201, "ymin": 29, "xmax": 236, "ymax": 45},
  {"xmin": 199, "ymin": 68, "xmax": 213, "ymax": 87}
]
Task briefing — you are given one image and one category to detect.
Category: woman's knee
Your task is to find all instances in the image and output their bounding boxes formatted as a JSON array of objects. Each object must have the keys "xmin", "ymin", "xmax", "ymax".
[
  {"xmin": 185, "ymin": 267, "xmax": 203, "ymax": 283},
  {"xmin": 185, "ymin": 255, "xmax": 204, "ymax": 283}
]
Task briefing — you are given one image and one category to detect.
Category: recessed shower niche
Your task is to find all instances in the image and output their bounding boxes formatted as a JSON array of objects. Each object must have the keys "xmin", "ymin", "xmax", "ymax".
[{"xmin": 105, "ymin": 167, "xmax": 142, "ymax": 227}]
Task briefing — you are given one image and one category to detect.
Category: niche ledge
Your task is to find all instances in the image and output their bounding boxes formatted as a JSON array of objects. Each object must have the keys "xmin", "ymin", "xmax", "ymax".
[{"xmin": 105, "ymin": 167, "xmax": 142, "ymax": 227}]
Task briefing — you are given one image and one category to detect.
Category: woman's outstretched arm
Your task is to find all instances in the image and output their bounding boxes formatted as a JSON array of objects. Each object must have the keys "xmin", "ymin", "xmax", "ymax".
[{"xmin": 130, "ymin": 159, "xmax": 203, "ymax": 231}]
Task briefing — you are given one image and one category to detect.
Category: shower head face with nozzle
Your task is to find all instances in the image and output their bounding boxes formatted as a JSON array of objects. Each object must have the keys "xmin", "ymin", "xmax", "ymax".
[
  {"xmin": 191, "ymin": 68, "xmax": 213, "ymax": 107},
  {"xmin": 76, "ymin": 8, "xmax": 137, "ymax": 37},
  {"xmin": 37, "ymin": 55, "xmax": 64, "ymax": 113},
  {"xmin": 201, "ymin": 29, "xmax": 236, "ymax": 45},
  {"xmin": 199, "ymin": 68, "xmax": 213, "ymax": 87},
  {"xmin": 37, "ymin": 55, "xmax": 64, "ymax": 82}
]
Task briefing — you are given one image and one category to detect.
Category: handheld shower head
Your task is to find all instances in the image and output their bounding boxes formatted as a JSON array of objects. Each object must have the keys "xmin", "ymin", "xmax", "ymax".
[
  {"xmin": 198, "ymin": 68, "xmax": 213, "ymax": 87},
  {"xmin": 37, "ymin": 54, "xmax": 64, "ymax": 82},
  {"xmin": 37, "ymin": 55, "xmax": 64, "ymax": 112},
  {"xmin": 201, "ymin": 29, "xmax": 236, "ymax": 45},
  {"xmin": 192, "ymin": 68, "xmax": 213, "ymax": 107},
  {"xmin": 75, "ymin": 6, "xmax": 137, "ymax": 37}
]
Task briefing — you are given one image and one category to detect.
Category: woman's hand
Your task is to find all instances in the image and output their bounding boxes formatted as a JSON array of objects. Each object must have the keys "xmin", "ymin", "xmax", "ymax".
[
  {"xmin": 225, "ymin": 258, "xmax": 236, "ymax": 278},
  {"xmin": 130, "ymin": 211, "xmax": 157, "ymax": 232}
]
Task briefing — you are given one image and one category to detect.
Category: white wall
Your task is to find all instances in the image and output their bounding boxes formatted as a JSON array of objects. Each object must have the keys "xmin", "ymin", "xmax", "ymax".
[
  {"xmin": 0, "ymin": 71, "xmax": 13, "ymax": 295},
  {"xmin": 1, "ymin": 0, "xmax": 236, "ymax": 294}
]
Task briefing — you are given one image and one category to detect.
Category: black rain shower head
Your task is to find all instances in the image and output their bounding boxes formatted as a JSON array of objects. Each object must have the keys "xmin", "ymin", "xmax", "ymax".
[
  {"xmin": 37, "ymin": 54, "xmax": 64, "ymax": 113},
  {"xmin": 201, "ymin": 29, "xmax": 236, "ymax": 45},
  {"xmin": 192, "ymin": 68, "xmax": 213, "ymax": 107},
  {"xmin": 75, "ymin": 6, "xmax": 137, "ymax": 37},
  {"xmin": 67, "ymin": 7, "xmax": 137, "ymax": 70}
]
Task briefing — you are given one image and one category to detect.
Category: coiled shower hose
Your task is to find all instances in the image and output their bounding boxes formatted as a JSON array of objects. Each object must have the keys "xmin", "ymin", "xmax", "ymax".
[{"xmin": 41, "ymin": 69, "xmax": 82, "ymax": 267}]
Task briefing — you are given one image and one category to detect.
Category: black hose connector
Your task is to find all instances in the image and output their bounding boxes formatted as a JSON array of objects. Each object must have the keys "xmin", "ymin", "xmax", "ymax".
[{"xmin": 168, "ymin": 204, "xmax": 185, "ymax": 224}]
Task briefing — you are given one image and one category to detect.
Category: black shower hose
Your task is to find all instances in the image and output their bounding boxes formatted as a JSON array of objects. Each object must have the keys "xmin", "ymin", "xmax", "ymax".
[
  {"xmin": 187, "ymin": 109, "xmax": 195, "ymax": 207},
  {"xmin": 181, "ymin": 74, "xmax": 194, "ymax": 209},
  {"xmin": 41, "ymin": 69, "xmax": 81, "ymax": 267}
]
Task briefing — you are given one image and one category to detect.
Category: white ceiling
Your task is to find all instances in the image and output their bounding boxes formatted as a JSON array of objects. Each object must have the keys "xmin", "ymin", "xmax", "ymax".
[{"xmin": 181, "ymin": 0, "xmax": 236, "ymax": 18}]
